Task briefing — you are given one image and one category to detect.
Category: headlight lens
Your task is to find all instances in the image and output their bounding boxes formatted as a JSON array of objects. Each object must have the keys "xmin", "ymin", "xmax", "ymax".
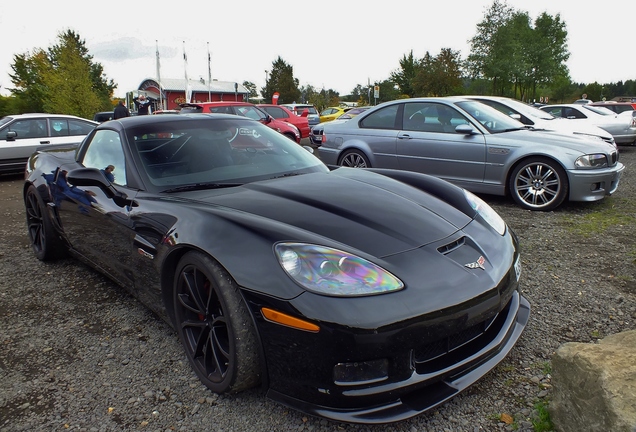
[
  {"xmin": 464, "ymin": 190, "xmax": 506, "ymax": 235},
  {"xmin": 275, "ymin": 243, "xmax": 404, "ymax": 296},
  {"xmin": 575, "ymin": 154, "xmax": 608, "ymax": 168}
]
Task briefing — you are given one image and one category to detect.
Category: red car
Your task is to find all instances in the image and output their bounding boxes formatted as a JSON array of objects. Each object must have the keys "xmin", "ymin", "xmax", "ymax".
[
  {"xmin": 258, "ymin": 104, "xmax": 310, "ymax": 138},
  {"xmin": 180, "ymin": 102, "xmax": 301, "ymax": 143}
]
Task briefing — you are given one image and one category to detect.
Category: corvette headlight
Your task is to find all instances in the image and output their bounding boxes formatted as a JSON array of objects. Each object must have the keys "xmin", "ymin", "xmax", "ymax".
[
  {"xmin": 275, "ymin": 243, "xmax": 404, "ymax": 296},
  {"xmin": 464, "ymin": 190, "xmax": 506, "ymax": 235},
  {"xmin": 575, "ymin": 154, "xmax": 608, "ymax": 168}
]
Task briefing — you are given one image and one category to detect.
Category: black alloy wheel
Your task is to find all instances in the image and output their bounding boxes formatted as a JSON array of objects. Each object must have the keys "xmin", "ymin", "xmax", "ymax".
[
  {"xmin": 25, "ymin": 184, "xmax": 66, "ymax": 261},
  {"xmin": 339, "ymin": 150, "xmax": 370, "ymax": 168},
  {"xmin": 509, "ymin": 157, "xmax": 568, "ymax": 211},
  {"xmin": 173, "ymin": 251, "xmax": 260, "ymax": 394}
]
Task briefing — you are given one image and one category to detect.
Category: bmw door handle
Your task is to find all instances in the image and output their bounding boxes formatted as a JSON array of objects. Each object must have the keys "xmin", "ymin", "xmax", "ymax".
[{"xmin": 397, "ymin": 133, "xmax": 412, "ymax": 140}]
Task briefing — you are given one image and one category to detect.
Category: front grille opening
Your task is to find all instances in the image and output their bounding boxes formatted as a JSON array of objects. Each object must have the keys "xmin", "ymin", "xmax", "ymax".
[{"xmin": 413, "ymin": 298, "xmax": 512, "ymax": 374}]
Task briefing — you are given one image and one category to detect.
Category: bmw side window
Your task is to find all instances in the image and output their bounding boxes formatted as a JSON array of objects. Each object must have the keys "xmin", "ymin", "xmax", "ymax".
[
  {"xmin": 82, "ymin": 129, "xmax": 127, "ymax": 186},
  {"xmin": 360, "ymin": 105, "xmax": 399, "ymax": 129}
]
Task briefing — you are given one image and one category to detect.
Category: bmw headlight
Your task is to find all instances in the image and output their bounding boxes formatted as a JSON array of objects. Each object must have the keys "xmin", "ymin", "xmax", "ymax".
[
  {"xmin": 575, "ymin": 154, "xmax": 608, "ymax": 168},
  {"xmin": 464, "ymin": 190, "xmax": 506, "ymax": 235},
  {"xmin": 274, "ymin": 243, "xmax": 404, "ymax": 296}
]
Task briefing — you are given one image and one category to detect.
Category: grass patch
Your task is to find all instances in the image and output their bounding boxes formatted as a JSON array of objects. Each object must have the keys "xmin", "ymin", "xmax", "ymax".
[
  {"xmin": 532, "ymin": 400, "xmax": 553, "ymax": 431},
  {"xmin": 562, "ymin": 197, "xmax": 636, "ymax": 237}
]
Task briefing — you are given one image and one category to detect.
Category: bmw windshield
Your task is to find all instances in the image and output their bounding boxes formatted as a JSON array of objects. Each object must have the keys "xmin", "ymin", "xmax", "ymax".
[{"xmin": 456, "ymin": 100, "xmax": 527, "ymax": 133}]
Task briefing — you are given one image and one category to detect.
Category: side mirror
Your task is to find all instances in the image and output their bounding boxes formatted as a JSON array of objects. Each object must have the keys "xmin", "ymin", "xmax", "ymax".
[
  {"xmin": 67, "ymin": 167, "xmax": 131, "ymax": 207},
  {"xmin": 264, "ymin": 114, "xmax": 273, "ymax": 124},
  {"xmin": 510, "ymin": 113, "xmax": 521, "ymax": 120},
  {"xmin": 6, "ymin": 131, "xmax": 17, "ymax": 141},
  {"xmin": 455, "ymin": 124, "xmax": 477, "ymax": 135}
]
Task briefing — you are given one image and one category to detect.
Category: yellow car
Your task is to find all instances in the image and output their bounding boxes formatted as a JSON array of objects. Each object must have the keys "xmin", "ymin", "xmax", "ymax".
[{"xmin": 319, "ymin": 106, "xmax": 351, "ymax": 123}]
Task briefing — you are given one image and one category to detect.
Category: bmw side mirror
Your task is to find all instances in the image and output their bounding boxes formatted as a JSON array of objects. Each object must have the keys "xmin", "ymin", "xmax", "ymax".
[{"xmin": 455, "ymin": 124, "xmax": 477, "ymax": 135}]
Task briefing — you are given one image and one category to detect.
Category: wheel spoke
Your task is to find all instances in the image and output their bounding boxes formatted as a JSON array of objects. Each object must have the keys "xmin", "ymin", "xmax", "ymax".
[
  {"xmin": 514, "ymin": 161, "xmax": 563, "ymax": 209},
  {"xmin": 178, "ymin": 267, "xmax": 207, "ymax": 314}
]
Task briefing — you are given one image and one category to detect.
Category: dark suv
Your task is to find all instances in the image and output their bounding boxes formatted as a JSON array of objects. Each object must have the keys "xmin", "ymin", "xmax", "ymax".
[{"xmin": 180, "ymin": 102, "xmax": 301, "ymax": 143}]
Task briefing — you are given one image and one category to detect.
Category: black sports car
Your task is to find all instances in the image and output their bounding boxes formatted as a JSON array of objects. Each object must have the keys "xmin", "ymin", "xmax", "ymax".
[{"xmin": 23, "ymin": 113, "xmax": 529, "ymax": 424}]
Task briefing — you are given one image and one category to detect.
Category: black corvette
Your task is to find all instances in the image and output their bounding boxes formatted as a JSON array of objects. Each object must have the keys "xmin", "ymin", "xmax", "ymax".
[{"xmin": 23, "ymin": 113, "xmax": 529, "ymax": 424}]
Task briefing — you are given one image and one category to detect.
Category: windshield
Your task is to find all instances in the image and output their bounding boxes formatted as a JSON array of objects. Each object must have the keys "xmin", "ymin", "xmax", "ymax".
[
  {"xmin": 582, "ymin": 105, "xmax": 615, "ymax": 116},
  {"xmin": 128, "ymin": 118, "xmax": 327, "ymax": 190},
  {"xmin": 455, "ymin": 100, "xmax": 526, "ymax": 133},
  {"xmin": 499, "ymin": 98, "xmax": 555, "ymax": 120}
]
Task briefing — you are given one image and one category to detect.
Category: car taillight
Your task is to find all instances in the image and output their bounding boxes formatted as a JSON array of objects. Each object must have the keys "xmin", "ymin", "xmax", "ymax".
[{"xmin": 321, "ymin": 134, "xmax": 326, "ymax": 143}]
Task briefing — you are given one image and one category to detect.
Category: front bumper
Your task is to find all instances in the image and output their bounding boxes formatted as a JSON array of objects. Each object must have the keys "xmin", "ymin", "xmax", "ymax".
[
  {"xmin": 245, "ymin": 223, "xmax": 528, "ymax": 424},
  {"xmin": 568, "ymin": 162, "xmax": 625, "ymax": 202},
  {"xmin": 266, "ymin": 291, "xmax": 530, "ymax": 424}
]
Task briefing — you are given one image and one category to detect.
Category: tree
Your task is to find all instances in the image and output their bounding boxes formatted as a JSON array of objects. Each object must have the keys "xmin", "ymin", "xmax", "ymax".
[
  {"xmin": 527, "ymin": 12, "xmax": 569, "ymax": 100},
  {"xmin": 413, "ymin": 49, "xmax": 464, "ymax": 96},
  {"xmin": 466, "ymin": 0, "xmax": 515, "ymax": 92},
  {"xmin": 262, "ymin": 57, "xmax": 300, "ymax": 105},
  {"xmin": 242, "ymin": 81, "xmax": 258, "ymax": 98},
  {"xmin": 8, "ymin": 30, "xmax": 115, "ymax": 117},
  {"xmin": 390, "ymin": 50, "xmax": 420, "ymax": 97},
  {"xmin": 9, "ymin": 50, "xmax": 49, "ymax": 113}
]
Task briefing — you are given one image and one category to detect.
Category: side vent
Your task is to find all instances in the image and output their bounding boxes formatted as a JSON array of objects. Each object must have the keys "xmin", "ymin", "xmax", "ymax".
[{"xmin": 437, "ymin": 237, "xmax": 465, "ymax": 255}]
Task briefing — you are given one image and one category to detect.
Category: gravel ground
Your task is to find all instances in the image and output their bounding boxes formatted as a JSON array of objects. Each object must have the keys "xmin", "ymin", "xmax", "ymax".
[{"xmin": 1, "ymin": 146, "xmax": 635, "ymax": 432}]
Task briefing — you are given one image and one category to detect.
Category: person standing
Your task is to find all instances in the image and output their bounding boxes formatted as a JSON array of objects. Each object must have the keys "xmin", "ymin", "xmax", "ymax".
[
  {"xmin": 133, "ymin": 94, "xmax": 152, "ymax": 115},
  {"xmin": 113, "ymin": 100, "xmax": 130, "ymax": 119}
]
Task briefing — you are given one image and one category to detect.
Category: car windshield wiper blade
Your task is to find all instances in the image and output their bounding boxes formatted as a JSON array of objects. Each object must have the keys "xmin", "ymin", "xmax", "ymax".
[
  {"xmin": 269, "ymin": 172, "xmax": 303, "ymax": 179},
  {"xmin": 162, "ymin": 182, "xmax": 242, "ymax": 193}
]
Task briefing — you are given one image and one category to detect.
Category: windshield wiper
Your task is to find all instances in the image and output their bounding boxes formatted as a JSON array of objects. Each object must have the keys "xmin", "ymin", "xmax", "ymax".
[
  {"xmin": 162, "ymin": 182, "xmax": 242, "ymax": 193},
  {"xmin": 269, "ymin": 172, "xmax": 303, "ymax": 179}
]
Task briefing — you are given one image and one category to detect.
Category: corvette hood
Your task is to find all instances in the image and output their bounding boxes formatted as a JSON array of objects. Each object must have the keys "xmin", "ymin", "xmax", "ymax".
[{"xmin": 190, "ymin": 169, "xmax": 471, "ymax": 257}]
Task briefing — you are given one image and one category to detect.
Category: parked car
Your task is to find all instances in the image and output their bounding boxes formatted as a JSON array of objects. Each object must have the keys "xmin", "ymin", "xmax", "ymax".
[
  {"xmin": 319, "ymin": 106, "xmax": 351, "ymax": 123},
  {"xmin": 0, "ymin": 113, "xmax": 98, "ymax": 174},
  {"xmin": 588, "ymin": 101, "xmax": 636, "ymax": 115},
  {"xmin": 464, "ymin": 95, "xmax": 616, "ymax": 147},
  {"xmin": 257, "ymin": 104, "xmax": 310, "ymax": 138},
  {"xmin": 280, "ymin": 103, "xmax": 320, "ymax": 127},
  {"xmin": 539, "ymin": 103, "xmax": 636, "ymax": 145},
  {"xmin": 23, "ymin": 113, "xmax": 528, "ymax": 424},
  {"xmin": 310, "ymin": 106, "xmax": 372, "ymax": 146},
  {"xmin": 318, "ymin": 97, "xmax": 624, "ymax": 211},
  {"xmin": 93, "ymin": 111, "xmax": 114, "ymax": 122},
  {"xmin": 179, "ymin": 102, "xmax": 300, "ymax": 143}
]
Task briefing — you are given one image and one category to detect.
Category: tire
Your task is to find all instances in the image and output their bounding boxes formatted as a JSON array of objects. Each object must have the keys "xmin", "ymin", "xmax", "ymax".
[
  {"xmin": 283, "ymin": 133, "xmax": 297, "ymax": 142},
  {"xmin": 339, "ymin": 149, "xmax": 371, "ymax": 168},
  {"xmin": 25, "ymin": 184, "xmax": 66, "ymax": 261},
  {"xmin": 509, "ymin": 157, "xmax": 568, "ymax": 211},
  {"xmin": 173, "ymin": 251, "xmax": 260, "ymax": 394}
]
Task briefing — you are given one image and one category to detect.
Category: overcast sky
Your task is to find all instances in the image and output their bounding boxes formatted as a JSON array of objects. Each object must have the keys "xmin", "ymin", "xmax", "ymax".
[{"xmin": 1, "ymin": 1, "xmax": 634, "ymax": 99}]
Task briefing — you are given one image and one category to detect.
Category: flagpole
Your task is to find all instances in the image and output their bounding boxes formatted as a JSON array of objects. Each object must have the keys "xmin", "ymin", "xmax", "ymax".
[
  {"xmin": 156, "ymin": 40, "xmax": 163, "ymax": 110},
  {"xmin": 183, "ymin": 41, "xmax": 191, "ymax": 103},
  {"xmin": 207, "ymin": 42, "xmax": 212, "ymax": 102}
]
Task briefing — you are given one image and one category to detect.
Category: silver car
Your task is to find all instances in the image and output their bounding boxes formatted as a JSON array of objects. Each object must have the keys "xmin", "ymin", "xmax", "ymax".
[
  {"xmin": 318, "ymin": 97, "xmax": 624, "ymax": 211},
  {"xmin": 0, "ymin": 113, "xmax": 97, "ymax": 174},
  {"xmin": 539, "ymin": 103, "xmax": 636, "ymax": 145},
  {"xmin": 464, "ymin": 95, "xmax": 616, "ymax": 147}
]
